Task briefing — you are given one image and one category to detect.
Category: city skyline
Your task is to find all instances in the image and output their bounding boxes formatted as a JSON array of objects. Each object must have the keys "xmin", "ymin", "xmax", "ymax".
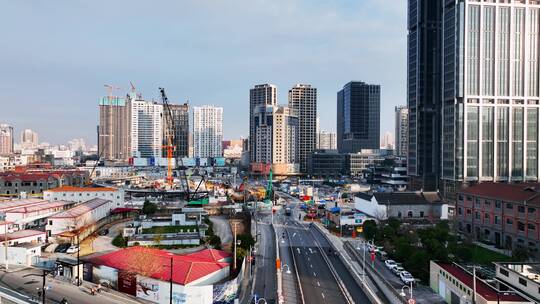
[{"xmin": 0, "ymin": 1, "xmax": 406, "ymax": 145}]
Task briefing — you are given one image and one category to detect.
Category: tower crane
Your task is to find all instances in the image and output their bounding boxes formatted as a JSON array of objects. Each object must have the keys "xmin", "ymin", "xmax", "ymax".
[{"xmin": 159, "ymin": 88, "xmax": 208, "ymax": 204}]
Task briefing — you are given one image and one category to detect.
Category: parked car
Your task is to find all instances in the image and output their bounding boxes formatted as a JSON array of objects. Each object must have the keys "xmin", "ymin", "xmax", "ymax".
[
  {"xmin": 55, "ymin": 243, "xmax": 71, "ymax": 253},
  {"xmin": 66, "ymin": 245, "xmax": 80, "ymax": 254},
  {"xmin": 392, "ymin": 266, "xmax": 405, "ymax": 275},
  {"xmin": 399, "ymin": 271, "xmax": 415, "ymax": 285},
  {"xmin": 384, "ymin": 259, "xmax": 397, "ymax": 269},
  {"xmin": 98, "ymin": 229, "xmax": 109, "ymax": 236}
]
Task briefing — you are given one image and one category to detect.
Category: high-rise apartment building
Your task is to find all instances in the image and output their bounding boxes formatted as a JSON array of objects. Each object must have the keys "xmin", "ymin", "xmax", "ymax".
[
  {"xmin": 317, "ymin": 130, "xmax": 337, "ymax": 150},
  {"xmin": 288, "ymin": 84, "xmax": 317, "ymax": 173},
  {"xmin": 253, "ymin": 104, "xmax": 299, "ymax": 174},
  {"xmin": 337, "ymin": 81, "xmax": 380, "ymax": 153},
  {"xmin": 395, "ymin": 106, "xmax": 409, "ymax": 157},
  {"xmin": 193, "ymin": 106, "xmax": 223, "ymax": 158},
  {"xmin": 129, "ymin": 95, "xmax": 163, "ymax": 158},
  {"xmin": 407, "ymin": 0, "xmax": 443, "ymax": 192},
  {"xmin": 0, "ymin": 124, "xmax": 14, "ymax": 156},
  {"xmin": 21, "ymin": 129, "xmax": 38, "ymax": 149},
  {"xmin": 98, "ymin": 95, "xmax": 130, "ymax": 161},
  {"xmin": 163, "ymin": 103, "xmax": 189, "ymax": 158},
  {"xmin": 249, "ymin": 84, "xmax": 277, "ymax": 163},
  {"xmin": 381, "ymin": 132, "xmax": 395, "ymax": 150}
]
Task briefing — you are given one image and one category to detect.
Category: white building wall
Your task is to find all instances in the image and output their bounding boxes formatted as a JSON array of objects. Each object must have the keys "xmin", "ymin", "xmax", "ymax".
[
  {"xmin": 44, "ymin": 189, "xmax": 124, "ymax": 207},
  {"xmin": 0, "ymin": 246, "xmax": 41, "ymax": 266},
  {"xmin": 136, "ymin": 276, "xmax": 214, "ymax": 304},
  {"xmin": 354, "ymin": 196, "xmax": 388, "ymax": 220},
  {"xmin": 46, "ymin": 200, "xmax": 114, "ymax": 237}
]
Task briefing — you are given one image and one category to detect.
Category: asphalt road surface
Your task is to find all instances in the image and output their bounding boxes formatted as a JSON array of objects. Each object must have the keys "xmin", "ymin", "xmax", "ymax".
[{"xmin": 252, "ymin": 211, "xmax": 277, "ymax": 303}]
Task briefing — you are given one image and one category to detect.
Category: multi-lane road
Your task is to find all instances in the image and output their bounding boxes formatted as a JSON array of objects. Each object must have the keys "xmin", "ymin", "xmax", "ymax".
[{"xmin": 274, "ymin": 194, "xmax": 372, "ymax": 304}]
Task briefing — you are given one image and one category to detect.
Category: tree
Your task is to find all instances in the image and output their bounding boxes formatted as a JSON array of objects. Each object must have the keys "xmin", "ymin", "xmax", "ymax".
[
  {"xmin": 362, "ymin": 220, "xmax": 378, "ymax": 241},
  {"xmin": 237, "ymin": 234, "xmax": 255, "ymax": 250},
  {"xmin": 123, "ymin": 247, "xmax": 166, "ymax": 279},
  {"xmin": 512, "ymin": 247, "xmax": 529, "ymax": 261},
  {"xmin": 142, "ymin": 199, "xmax": 157, "ymax": 216}
]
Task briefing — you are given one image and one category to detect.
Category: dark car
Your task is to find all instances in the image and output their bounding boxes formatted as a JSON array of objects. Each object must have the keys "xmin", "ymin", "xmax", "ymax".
[
  {"xmin": 98, "ymin": 229, "xmax": 109, "ymax": 236},
  {"xmin": 55, "ymin": 243, "xmax": 71, "ymax": 253}
]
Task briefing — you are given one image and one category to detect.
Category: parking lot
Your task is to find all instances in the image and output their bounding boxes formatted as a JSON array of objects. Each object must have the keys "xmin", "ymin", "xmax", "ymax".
[{"xmin": 349, "ymin": 240, "xmax": 445, "ymax": 304}]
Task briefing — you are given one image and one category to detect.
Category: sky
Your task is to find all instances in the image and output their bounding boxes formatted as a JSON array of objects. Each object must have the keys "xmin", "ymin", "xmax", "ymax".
[{"xmin": 0, "ymin": 0, "xmax": 407, "ymax": 145}]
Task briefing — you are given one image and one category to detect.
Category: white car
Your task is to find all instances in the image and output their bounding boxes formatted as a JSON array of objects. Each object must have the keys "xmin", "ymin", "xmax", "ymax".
[
  {"xmin": 392, "ymin": 266, "xmax": 404, "ymax": 275},
  {"xmin": 384, "ymin": 260, "xmax": 397, "ymax": 269},
  {"xmin": 66, "ymin": 245, "xmax": 80, "ymax": 254},
  {"xmin": 368, "ymin": 245, "xmax": 379, "ymax": 253},
  {"xmin": 400, "ymin": 271, "xmax": 415, "ymax": 285}
]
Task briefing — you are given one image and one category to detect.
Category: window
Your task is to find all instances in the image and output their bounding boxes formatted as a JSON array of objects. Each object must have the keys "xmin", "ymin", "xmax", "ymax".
[
  {"xmin": 475, "ymin": 198, "xmax": 481, "ymax": 207},
  {"xmin": 397, "ymin": 212, "xmax": 402, "ymax": 218},
  {"xmin": 506, "ymin": 203, "xmax": 514, "ymax": 210},
  {"xmin": 519, "ymin": 278, "xmax": 527, "ymax": 286},
  {"xmin": 518, "ymin": 221, "xmax": 525, "ymax": 231},
  {"xmin": 408, "ymin": 211, "xmax": 413, "ymax": 218},
  {"xmin": 420, "ymin": 211, "xmax": 424, "ymax": 218},
  {"xmin": 458, "ymin": 194, "xmax": 464, "ymax": 201},
  {"xmin": 518, "ymin": 206, "xmax": 525, "ymax": 213},
  {"xmin": 506, "ymin": 218, "xmax": 513, "ymax": 225},
  {"xmin": 458, "ymin": 208, "xmax": 463, "ymax": 215},
  {"xmin": 485, "ymin": 200, "xmax": 491, "ymax": 207},
  {"xmin": 48, "ymin": 220, "xmax": 52, "ymax": 225},
  {"xmin": 495, "ymin": 216, "xmax": 500, "ymax": 224},
  {"xmin": 500, "ymin": 268, "xmax": 509, "ymax": 276},
  {"xmin": 484, "ymin": 213, "xmax": 490, "ymax": 219},
  {"xmin": 475, "ymin": 212, "xmax": 481, "ymax": 219},
  {"xmin": 528, "ymin": 223, "xmax": 536, "ymax": 230},
  {"xmin": 467, "ymin": 209, "xmax": 472, "ymax": 215},
  {"xmin": 495, "ymin": 201, "xmax": 501, "ymax": 208},
  {"xmin": 528, "ymin": 207, "xmax": 536, "ymax": 214}
]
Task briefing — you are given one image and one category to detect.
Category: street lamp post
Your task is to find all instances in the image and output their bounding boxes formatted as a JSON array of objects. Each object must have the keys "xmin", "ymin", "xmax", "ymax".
[
  {"xmin": 400, "ymin": 282, "xmax": 414, "ymax": 301},
  {"xmin": 169, "ymin": 256, "xmax": 173, "ymax": 304},
  {"xmin": 356, "ymin": 241, "xmax": 367, "ymax": 283}
]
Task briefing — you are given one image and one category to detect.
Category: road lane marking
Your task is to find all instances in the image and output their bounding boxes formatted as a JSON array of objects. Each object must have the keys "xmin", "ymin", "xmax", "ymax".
[
  {"xmin": 310, "ymin": 264, "xmax": 313, "ymax": 268},
  {"xmin": 321, "ymin": 292, "xmax": 325, "ymax": 299},
  {"xmin": 317, "ymin": 281, "xmax": 320, "ymax": 286},
  {"xmin": 313, "ymin": 272, "xmax": 317, "ymax": 277}
]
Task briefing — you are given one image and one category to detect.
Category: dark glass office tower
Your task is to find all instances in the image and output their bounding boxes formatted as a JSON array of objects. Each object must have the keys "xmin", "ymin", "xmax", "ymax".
[
  {"xmin": 407, "ymin": 0, "xmax": 442, "ymax": 192},
  {"xmin": 337, "ymin": 81, "xmax": 380, "ymax": 153}
]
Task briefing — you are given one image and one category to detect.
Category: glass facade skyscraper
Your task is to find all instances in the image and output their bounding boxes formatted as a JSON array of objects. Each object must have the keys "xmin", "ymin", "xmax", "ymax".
[
  {"xmin": 441, "ymin": 0, "xmax": 540, "ymax": 197},
  {"xmin": 409, "ymin": 0, "xmax": 540, "ymax": 198},
  {"xmin": 336, "ymin": 81, "xmax": 380, "ymax": 153},
  {"xmin": 407, "ymin": 0, "xmax": 442, "ymax": 192}
]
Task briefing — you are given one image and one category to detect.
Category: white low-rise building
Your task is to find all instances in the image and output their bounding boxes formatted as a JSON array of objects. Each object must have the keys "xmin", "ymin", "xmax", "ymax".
[
  {"xmin": 46, "ymin": 198, "xmax": 114, "ymax": 241},
  {"xmin": 5, "ymin": 200, "xmax": 76, "ymax": 230},
  {"xmin": 0, "ymin": 243, "xmax": 42, "ymax": 266},
  {"xmin": 44, "ymin": 186, "xmax": 124, "ymax": 208},
  {"xmin": 4, "ymin": 229, "xmax": 46, "ymax": 246}
]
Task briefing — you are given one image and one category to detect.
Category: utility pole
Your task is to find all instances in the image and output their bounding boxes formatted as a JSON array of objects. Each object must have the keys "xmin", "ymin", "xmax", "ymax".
[
  {"xmin": 473, "ymin": 267, "xmax": 477, "ymax": 304},
  {"xmin": 76, "ymin": 233, "xmax": 80, "ymax": 286},
  {"xmin": 4, "ymin": 221, "xmax": 8, "ymax": 271},
  {"xmin": 233, "ymin": 222, "xmax": 238, "ymax": 271},
  {"xmin": 169, "ymin": 257, "xmax": 173, "ymax": 304}
]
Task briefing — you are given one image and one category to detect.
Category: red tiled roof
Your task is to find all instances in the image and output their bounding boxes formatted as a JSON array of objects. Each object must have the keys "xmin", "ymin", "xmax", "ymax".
[
  {"xmin": 89, "ymin": 247, "xmax": 230, "ymax": 285},
  {"xmin": 184, "ymin": 248, "xmax": 232, "ymax": 263},
  {"xmin": 438, "ymin": 263, "xmax": 527, "ymax": 302},
  {"xmin": 460, "ymin": 183, "xmax": 540, "ymax": 203},
  {"xmin": 110, "ymin": 207, "xmax": 137, "ymax": 214},
  {"xmin": 47, "ymin": 186, "xmax": 117, "ymax": 193}
]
